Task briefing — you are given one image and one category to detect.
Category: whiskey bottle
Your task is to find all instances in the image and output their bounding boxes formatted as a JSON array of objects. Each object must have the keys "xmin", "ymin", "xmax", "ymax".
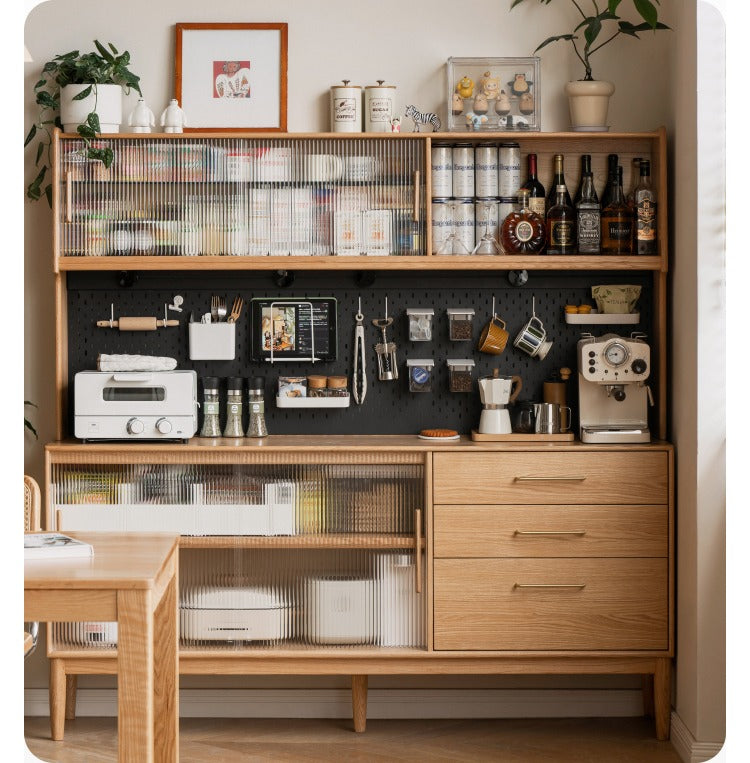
[
  {"xmin": 575, "ymin": 167, "xmax": 601, "ymax": 254},
  {"xmin": 600, "ymin": 154, "xmax": 619, "ymax": 210},
  {"xmin": 545, "ymin": 154, "xmax": 572, "ymax": 215},
  {"xmin": 520, "ymin": 153, "xmax": 546, "ymax": 218},
  {"xmin": 633, "ymin": 159, "xmax": 657, "ymax": 254},
  {"xmin": 601, "ymin": 171, "xmax": 633, "ymax": 254},
  {"xmin": 500, "ymin": 188, "xmax": 546, "ymax": 254},
  {"xmin": 546, "ymin": 184, "xmax": 576, "ymax": 255}
]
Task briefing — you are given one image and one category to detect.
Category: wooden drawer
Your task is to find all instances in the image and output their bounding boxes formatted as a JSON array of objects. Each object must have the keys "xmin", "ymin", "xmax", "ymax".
[
  {"xmin": 434, "ymin": 558, "xmax": 668, "ymax": 651},
  {"xmin": 433, "ymin": 451, "xmax": 668, "ymax": 505},
  {"xmin": 434, "ymin": 505, "xmax": 668, "ymax": 558}
]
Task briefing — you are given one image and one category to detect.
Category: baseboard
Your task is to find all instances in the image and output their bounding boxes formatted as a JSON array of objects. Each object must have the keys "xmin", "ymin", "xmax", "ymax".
[
  {"xmin": 670, "ymin": 710, "xmax": 725, "ymax": 763},
  {"xmin": 25, "ymin": 687, "xmax": 642, "ymax": 719}
]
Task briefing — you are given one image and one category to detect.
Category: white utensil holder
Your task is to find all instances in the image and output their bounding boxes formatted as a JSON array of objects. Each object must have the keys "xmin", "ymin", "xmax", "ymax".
[{"xmin": 189, "ymin": 323, "xmax": 236, "ymax": 360}]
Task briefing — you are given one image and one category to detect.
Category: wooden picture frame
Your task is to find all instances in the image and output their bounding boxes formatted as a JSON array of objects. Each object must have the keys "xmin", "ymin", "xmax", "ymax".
[{"xmin": 175, "ymin": 22, "xmax": 288, "ymax": 132}]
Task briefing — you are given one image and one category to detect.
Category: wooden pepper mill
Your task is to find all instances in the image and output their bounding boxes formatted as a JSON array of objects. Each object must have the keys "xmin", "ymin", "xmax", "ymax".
[{"xmin": 543, "ymin": 367, "xmax": 572, "ymax": 408}]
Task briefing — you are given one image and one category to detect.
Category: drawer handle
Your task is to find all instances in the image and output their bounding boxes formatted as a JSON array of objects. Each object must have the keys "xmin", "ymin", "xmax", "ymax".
[
  {"xmin": 514, "ymin": 475, "xmax": 587, "ymax": 482},
  {"xmin": 513, "ymin": 583, "xmax": 586, "ymax": 590},
  {"xmin": 415, "ymin": 508, "xmax": 422, "ymax": 594},
  {"xmin": 514, "ymin": 530, "xmax": 587, "ymax": 536}
]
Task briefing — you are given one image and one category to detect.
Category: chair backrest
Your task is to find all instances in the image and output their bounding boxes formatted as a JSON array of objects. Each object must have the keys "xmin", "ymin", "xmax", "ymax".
[{"xmin": 24, "ymin": 474, "xmax": 41, "ymax": 532}]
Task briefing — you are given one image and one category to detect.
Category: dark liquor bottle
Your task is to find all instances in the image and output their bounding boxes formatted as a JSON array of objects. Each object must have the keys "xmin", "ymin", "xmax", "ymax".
[
  {"xmin": 572, "ymin": 154, "xmax": 593, "ymax": 207},
  {"xmin": 545, "ymin": 154, "xmax": 572, "ymax": 215},
  {"xmin": 501, "ymin": 188, "xmax": 546, "ymax": 254},
  {"xmin": 601, "ymin": 171, "xmax": 633, "ymax": 254},
  {"xmin": 576, "ymin": 168, "xmax": 601, "ymax": 254},
  {"xmin": 634, "ymin": 159, "xmax": 657, "ymax": 254},
  {"xmin": 521, "ymin": 153, "xmax": 546, "ymax": 218},
  {"xmin": 546, "ymin": 184, "xmax": 576, "ymax": 255},
  {"xmin": 600, "ymin": 154, "xmax": 619, "ymax": 210}
]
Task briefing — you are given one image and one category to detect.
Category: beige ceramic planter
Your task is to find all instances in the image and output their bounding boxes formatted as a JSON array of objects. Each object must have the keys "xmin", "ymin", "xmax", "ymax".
[
  {"xmin": 564, "ymin": 80, "xmax": 615, "ymax": 131},
  {"xmin": 60, "ymin": 83, "xmax": 123, "ymax": 133}
]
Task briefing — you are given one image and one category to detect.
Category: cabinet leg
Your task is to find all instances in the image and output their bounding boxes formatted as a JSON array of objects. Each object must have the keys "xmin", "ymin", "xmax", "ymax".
[
  {"xmin": 352, "ymin": 675, "xmax": 368, "ymax": 733},
  {"xmin": 49, "ymin": 659, "xmax": 66, "ymax": 741},
  {"xmin": 654, "ymin": 658, "xmax": 672, "ymax": 740},
  {"xmin": 65, "ymin": 674, "xmax": 78, "ymax": 721},
  {"xmin": 641, "ymin": 674, "xmax": 655, "ymax": 718}
]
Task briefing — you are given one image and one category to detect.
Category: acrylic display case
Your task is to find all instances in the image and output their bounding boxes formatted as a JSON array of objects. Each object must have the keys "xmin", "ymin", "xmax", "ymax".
[{"xmin": 446, "ymin": 57, "xmax": 541, "ymax": 132}]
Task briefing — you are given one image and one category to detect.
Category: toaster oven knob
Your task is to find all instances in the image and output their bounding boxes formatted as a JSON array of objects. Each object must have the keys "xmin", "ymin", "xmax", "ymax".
[
  {"xmin": 126, "ymin": 417, "xmax": 144, "ymax": 435},
  {"xmin": 156, "ymin": 417, "xmax": 173, "ymax": 435}
]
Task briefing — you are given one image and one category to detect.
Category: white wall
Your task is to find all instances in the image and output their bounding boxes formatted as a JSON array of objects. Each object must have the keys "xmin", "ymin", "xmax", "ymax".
[{"xmin": 23, "ymin": 0, "xmax": 691, "ymax": 716}]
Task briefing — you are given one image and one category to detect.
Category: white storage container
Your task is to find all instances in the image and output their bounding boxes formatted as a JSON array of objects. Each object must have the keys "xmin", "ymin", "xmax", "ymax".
[
  {"xmin": 188, "ymin": 322, "xmax": 236, "ymax": 360},
  {"xmin": 306, "ymin": 578, "xmax": 374, "ymax": 644}
]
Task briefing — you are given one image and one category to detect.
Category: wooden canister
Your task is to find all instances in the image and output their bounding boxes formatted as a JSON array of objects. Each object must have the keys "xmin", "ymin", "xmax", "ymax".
[{"xmin": 330, "ymin": 81, "xmax": 362, "ymax": 132}]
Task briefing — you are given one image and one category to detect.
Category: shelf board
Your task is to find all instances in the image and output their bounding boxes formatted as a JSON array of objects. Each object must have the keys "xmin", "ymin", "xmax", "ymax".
[
  {"xmin": 57, "ymin": 254, "xmax": 664, "ymax": 272},
  {"xmin": 179, "ymin": 533, "xmax": 422, "ymax": 549}
]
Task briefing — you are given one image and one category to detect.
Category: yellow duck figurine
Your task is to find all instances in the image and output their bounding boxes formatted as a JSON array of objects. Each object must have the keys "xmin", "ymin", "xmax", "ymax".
[{"xmin": 456, "ymin": 76, "xmax": 474, "ymax": 99}]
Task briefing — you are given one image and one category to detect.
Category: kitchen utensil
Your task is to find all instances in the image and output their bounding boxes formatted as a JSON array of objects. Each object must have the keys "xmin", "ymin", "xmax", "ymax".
[
  {"xmin": 227, "ymin": 296, "xmax": 244, "ymax": 324},
  {"xmin": 533, "ymin": 402, "xmax": 571, "ymax": 435},
  {"xmin": 217, "ymin": 296, "xmax": 227, "ymax": 322},
  {"xmin": 352, "ymin": 298, "xmax": 367, "ymax": 404},
  {"xmin": 373, "ymin": 297, "xmax": 398, "ymax": 381},
  {"xmin": 477, "ymin": 368, "xmax": 522, "ymax": 434},
  {"xmin": 96, "ymin": 304, "xmax": 179, "ymax": 331},
  {"xmin": 477, "ymin": 299, "xmax": 510, "ymax": 355},
  {"xmin": 211, "ymin": 296, "xmax": 219, "ymax": 323}
]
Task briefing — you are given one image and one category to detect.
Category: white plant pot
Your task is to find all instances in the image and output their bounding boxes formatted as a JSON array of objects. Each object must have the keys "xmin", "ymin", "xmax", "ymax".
[
  {"xmin": 60, "ymin": 83, "xmax": 123, "ymax": 133},
  {"xmin": 564, "ymin": 80, "xmax": 615, "ymax": 131}
]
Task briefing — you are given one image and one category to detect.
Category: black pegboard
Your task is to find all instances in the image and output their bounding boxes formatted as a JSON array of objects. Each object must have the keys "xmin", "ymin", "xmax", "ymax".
[{"xmin": 66, "ymin": 270, "xmax": 653, "ymax": 435}]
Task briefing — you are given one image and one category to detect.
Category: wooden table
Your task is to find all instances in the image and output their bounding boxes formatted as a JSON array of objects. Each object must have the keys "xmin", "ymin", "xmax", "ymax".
[{"xmin": 24, "ymin": 532, "xmax": 179, "ymax": 762}]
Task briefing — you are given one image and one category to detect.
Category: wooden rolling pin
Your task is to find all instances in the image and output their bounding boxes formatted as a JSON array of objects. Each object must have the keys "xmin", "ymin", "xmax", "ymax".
[{"xmin": 96, "ymin": 316, "xmax": 179, "ymax": 331}]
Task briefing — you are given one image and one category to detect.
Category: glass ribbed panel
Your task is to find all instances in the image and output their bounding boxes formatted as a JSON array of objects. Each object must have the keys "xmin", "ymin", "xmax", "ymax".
[{"xmin": 58, "ymin": 137, "xmax": 426, "ymax": 257}]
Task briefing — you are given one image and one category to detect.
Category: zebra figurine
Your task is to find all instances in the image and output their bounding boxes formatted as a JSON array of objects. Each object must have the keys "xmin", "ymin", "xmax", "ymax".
[{"xmin": 405, "ymin": 104, "xmax": 441, "ymax": 133}]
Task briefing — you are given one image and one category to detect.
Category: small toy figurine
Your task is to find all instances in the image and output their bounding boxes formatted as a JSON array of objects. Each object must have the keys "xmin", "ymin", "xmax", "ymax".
[
  {"xmin": 160, "ymin": 99, "xmax": 187, "ymax": 133},
  {"xmin": 451, "ymin": 92, "xmax": 464, "ymax": 115},
  {"xmin": 473, "ymin": 93, "xmax": 489, "ymax": 115},
  {"xmin": 456, "ymin": 76, "xmax": 474, "ymax": 99},
  {"xmin": 405, "ymin": 104, "xmax": 441, "ymax": 133},
  {"xmin": 495, "ymin": 90, "xmax": 511, "ymax": 116},
  {"xmin": 479, "ymin": 71, "xmax": 500, "ymax": 100},
  {"xmin": 508, "ymin": 73, "xmax": 532, "ymax": 98},
  {"xmin": 465, "ymin": 112, "xmax": 488, "ymax": 130},
  {"xmin": 390, "ymin": 116, "xmax": 401, "ymax": 132},
  {"xmin": 519, "ymin": 92, "xmax": 535, "ymax": 115},
  {"xmin": 128, "ymin": 98, "xmax": 155, "ymax": 133}
]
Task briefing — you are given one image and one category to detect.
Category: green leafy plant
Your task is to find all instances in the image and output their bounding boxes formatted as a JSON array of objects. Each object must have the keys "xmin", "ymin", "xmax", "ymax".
[
  {"xmin": 24, "ymin": 401, "xmax": 38, "ymax": 440},
  {"xmin": 511, "ymin": 0, "xmax": 670, "ymax": 81},
  {"xmin": 25, "ymin": 41, "xmax": 142, "ymax": 205}
]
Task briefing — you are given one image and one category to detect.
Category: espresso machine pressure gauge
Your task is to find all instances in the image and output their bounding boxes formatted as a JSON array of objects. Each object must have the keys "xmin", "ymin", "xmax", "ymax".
[{"xmin": 603, "ymin": 341, "xmax": 629, "ymax": 367}]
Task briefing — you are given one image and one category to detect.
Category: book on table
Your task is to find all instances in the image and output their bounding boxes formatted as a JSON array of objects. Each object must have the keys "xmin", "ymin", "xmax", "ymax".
[{"xmin": 24, "ymin": 533, "xmax": 94, "ymax": 560}]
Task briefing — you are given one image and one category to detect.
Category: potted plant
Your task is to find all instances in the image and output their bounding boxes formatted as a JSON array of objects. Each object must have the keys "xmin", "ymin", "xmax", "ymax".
[
  {"xmin": 511, "ymin": 0, "xmax": 670, "ymax": 130},
  {"xmin": 25, "ymin": 41, "xmax": 141, "ymax": 205}
]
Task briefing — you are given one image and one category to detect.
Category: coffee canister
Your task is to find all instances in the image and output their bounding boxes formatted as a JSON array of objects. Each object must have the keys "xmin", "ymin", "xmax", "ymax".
[
  {"xmin": 475, "ymin": 143, "xmax": 499, "ymax": 199},
  {"xmin": 364, "ymin": 80, "xmax": 396, "ymax": 133},
  {"xmin": 451, "ymin": 199, "xmax": 475, "ymax": 255},
  {"xmin": 330, "ymin": 80, "xmax": 362, "ymax": 133},
  {"xmin": 498, "ymin": 142, "xmax": 521, "ymax": 197},
  {"xmin": 452, "ymin": 143, "xmax": 475, "ymax": 199},
  {"xmin": 431, "ymin": 198, "xmax": 453, "ymax": 254},
  {"xmin": 431, "ymin": 142, "xmax": 453, "ymax": 199}
]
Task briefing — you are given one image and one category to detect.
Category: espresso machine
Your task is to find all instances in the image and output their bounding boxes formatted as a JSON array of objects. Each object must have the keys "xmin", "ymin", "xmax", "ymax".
[
  {"xmin": 478, "ymin": 369, "xmax": 522, "ymax": 434},
  {"xmin": 577, "ymin": 333, "xmax": 653, "ymax": 443}
]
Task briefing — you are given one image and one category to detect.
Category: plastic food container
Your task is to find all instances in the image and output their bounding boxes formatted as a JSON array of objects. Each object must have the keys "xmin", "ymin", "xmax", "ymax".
[
  {"xmin": 447, "ymin": 308, "xmax": 475, "ymax": 341},
  {"xmin": 447, "ymin": 358, "xmax": 475, "ymax": 392},
  {"xmin": 407, "ymin": 359, "xmax": 435, "ymax": 392},
  {"xmin": 406, "ymin": 308, "xmax": 434, "ymax": 342}
]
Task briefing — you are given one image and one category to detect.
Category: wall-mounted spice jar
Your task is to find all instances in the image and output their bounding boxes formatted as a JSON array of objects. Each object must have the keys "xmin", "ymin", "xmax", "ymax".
[
  {"xmin": 447, "ymin": 359, "xmax": 475, "ymax": 392},
  {"xmin": 199, "ymin": 376, "xmax": 221, "ymax": 437},
  {"xmin": 447, "ymin": 308, "xmax": 475, "ymax": 341},
  {"xmin": 223, "ymin": 377, "xmax": 244, "ymax": 438},
  {"xmin": 326, "ymin": 375, "xmax": 349, "ymax": 397},
  {"xmin": 307, "ymin": 375, "xmax": 328, "ymax": 398},
  {"xmin": 406, "ymin": 308, "xmax": 434, "ymax": 341},
  {"xmin": 246, "ymin": 377, "xmax": 268, "ymax": 438},
  {"xmin": 407, "ymin": 359, "xmax": 434, "ymax": 392}
]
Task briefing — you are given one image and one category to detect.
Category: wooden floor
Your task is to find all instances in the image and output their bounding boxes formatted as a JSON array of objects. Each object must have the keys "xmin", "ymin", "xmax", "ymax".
[{"xmin": 25, "ymin": 716, "xmax": 682, "ymax": 762}]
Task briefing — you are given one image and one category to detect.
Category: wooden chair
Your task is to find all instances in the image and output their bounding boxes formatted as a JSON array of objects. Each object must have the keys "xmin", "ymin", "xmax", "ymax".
[{"xmin": 24, "ymin": 475, "xmax": 41, "ymax": 658}]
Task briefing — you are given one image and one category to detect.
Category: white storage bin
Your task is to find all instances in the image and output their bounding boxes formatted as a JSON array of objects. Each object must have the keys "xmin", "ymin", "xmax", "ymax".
[
  {"xmin": 189, "ymin": 322, "xmax": 236, "ymax": 360},
  {"xmin": 306, "ymin": 578, "xmax": 374, "ymax": 644}
]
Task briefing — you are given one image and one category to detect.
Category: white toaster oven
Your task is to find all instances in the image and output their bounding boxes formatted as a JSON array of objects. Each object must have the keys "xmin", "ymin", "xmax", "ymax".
[{"xmin": 74, "ymin": 370, "xmax": 198, "ymax": 441}]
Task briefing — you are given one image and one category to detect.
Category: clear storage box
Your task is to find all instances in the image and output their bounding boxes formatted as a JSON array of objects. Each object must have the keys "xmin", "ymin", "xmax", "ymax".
[
  {"xmin": 447, "ymin": 358, "xmax": 475, "ymax": 393},
  {"xmin": 406, "ymin": 359, "xmax": 434, "ymax": 392},
  {"xmin": 406, "ymin": 308, "xmax": 434, "ymax": 341},
  {"xmin": 447, "ymin": 308, "xmax": 475, "ymax": 341}
]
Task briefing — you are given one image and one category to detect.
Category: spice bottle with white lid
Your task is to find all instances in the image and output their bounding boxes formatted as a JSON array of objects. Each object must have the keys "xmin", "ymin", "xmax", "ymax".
[{"xmin": 246, "ymin": 377, "xmax": 268, "ymax": 438}]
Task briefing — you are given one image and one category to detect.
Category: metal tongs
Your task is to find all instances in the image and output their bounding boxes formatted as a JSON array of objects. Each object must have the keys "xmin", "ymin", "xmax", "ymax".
[{"xmin": 352, "ymin": 297, "xmax": 367, "ymax": 405}]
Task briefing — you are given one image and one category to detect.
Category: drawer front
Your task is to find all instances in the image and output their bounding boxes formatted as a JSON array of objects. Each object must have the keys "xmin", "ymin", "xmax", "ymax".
[
  {"xmin": 434, "ymin": 558, "xmax": 668, "ymax": 651},
  {"xmin": 434, "ymin": 505, "xmax": 668, "ymax": 558},
  {"xmin": 433, "ymin": 451, "xmax": 668, "ymax": 505}
]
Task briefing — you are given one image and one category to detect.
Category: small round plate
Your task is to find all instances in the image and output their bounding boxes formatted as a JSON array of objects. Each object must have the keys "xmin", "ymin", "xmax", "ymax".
[{"xmin": 417, "ymin": 433, "xmax": 461, "ymax": 441}]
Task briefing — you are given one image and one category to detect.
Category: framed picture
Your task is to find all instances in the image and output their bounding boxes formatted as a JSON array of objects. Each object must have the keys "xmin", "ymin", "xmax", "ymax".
[{"xmin": 175, "ymin": 22, "xmax": 288, "ymax": 132}]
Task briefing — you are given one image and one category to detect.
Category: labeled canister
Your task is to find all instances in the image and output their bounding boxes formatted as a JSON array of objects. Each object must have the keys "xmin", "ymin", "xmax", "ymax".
[
  {"xmin": 364, "ymin": 80, "xmax": 396, "ymax": 133},
  {"xmin": 431, "ymin": 142, "xmax": 453, "ymax": 199},
  {"xmin": 498, "ymin": 142, "xmax": 521, "ymax": 197},
  {"xmin": 474, "ymin": 198, "xmax": 499, "ymax": 253},
  {"xmin": 475, "ymin": 143, "xmax": 499, "ymax": 199},
  {"xmin": 452, "ymin": 143, "xmax": 475, "ymax": 199},
  {"xmin": 330, "ymin": 80, "xmax": 362, "ymax": 133},
  {"xmin": 431, "ymin": 198, "xmax": 453, "ymax": 254},
  {"xmin": 451, "ymin": 199, "xmax": 475, "ymax": 255}
]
